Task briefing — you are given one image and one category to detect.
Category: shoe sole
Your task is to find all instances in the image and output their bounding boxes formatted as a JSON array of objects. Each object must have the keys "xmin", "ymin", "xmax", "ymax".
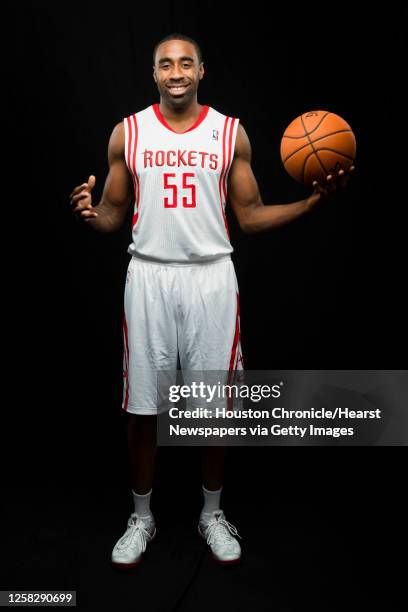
[
  {"xmin": 211, "ymin": 554, "xmax": 241, "ymax": 565},
  {"xmin": 197, "ymin": 525, "xmax": 241, "ymax": 565},
  {"xmin": 111, "ymin": 528, "xmax": 156, "ymax": 569},
  {"xmin": 111, "ymin": 557, "xmax": 143, "ymax": 569}
]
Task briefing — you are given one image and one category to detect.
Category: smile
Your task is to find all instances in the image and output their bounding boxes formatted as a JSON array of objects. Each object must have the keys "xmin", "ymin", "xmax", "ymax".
[{"xmin": 167, "ymin": 85, "xmax": 190, "ymax": 95}]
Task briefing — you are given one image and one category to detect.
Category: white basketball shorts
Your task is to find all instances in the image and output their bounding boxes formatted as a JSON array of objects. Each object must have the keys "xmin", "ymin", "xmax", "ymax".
[{"xmin": 121, "ymin": 254, "xmax": 244, "ymax": 415}]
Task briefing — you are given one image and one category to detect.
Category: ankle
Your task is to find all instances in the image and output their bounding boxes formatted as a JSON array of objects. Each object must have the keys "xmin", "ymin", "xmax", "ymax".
[
  {"xmin": 132, "ymin": 488, "xmax": 153, "ymax": 517},
  {"xmin": 201, "ymin": 484, "xmax": 222, "ymax": 515}
]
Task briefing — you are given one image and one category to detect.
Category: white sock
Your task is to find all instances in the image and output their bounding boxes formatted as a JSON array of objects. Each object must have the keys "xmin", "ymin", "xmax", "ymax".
[
  {"xmin": 132, "ymin": 488, "xmax": 154, "ymax": 521},
  {"xmin": 201, "ymin": 484, "xmax": 222, "ymax": 517}
]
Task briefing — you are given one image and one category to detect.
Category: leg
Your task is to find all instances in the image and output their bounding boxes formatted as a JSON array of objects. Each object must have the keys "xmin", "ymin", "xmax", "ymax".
[
  {"xmin": 113, "ymin": 258, "xmax": 179, "ymax": 568},
  {"xmin": 200, "ymin": 445, "xmax": 226, "ymax": 491},
  {"xmin": 176, "ymin": 259, "xmax": 243, "ymax": 563},
  {"xmin": 198, "ymin": 444, "xmax": 242, "ymax": 564},
  {"xmin": 177, "ymin": 258, "xmax": 242, "ymax": 500},
  {"xmin": 111, "ymin": 413, "xmax": 158, "ymax": 569},
  {"xmin": 127, "ymin": 414, "xmax": 157, "ymax": 493}
]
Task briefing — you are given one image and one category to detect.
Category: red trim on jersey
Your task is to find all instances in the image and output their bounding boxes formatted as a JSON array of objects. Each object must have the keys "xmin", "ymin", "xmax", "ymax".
[
  {"xmin": 130, "ymin": 114, "xmax": 140, "ymax": 228},
  {"xmin": 126, "ymin": 117, "xmax": 137, "ymax": 206},
  {"xmin": 125, "ymin": 117, "xmax": 132, "ymax": 168},
  {"xmin": 152, "ymin": 103, "xmax": 210, "ymax": 133},
  {"xmin": 222, "ymin": 117, "xmax": 236, "ymax": 202},
  {"xmin": 123, "ymin": 313, "xmax": 130, "ymax": 411},
  {"xmin": 218, "ymin": 117, "xmax": 231, "ymax": 239}
]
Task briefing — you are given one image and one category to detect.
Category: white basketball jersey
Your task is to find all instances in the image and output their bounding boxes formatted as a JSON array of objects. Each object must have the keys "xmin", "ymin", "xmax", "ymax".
[{"xmin": 123, "ymin": 104, "xmax": 240, "ymax": 263}]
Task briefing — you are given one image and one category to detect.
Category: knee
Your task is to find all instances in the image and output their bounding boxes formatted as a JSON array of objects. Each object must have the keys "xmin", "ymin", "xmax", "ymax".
[{"xmin": 128, "ymin": 413, "xmax": 157, "ymax": 435}]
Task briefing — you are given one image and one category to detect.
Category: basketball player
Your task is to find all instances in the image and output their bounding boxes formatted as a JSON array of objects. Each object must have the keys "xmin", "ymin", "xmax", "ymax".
[{"xmin": 69, "ymin": 34, "xmax": 354, "ymax": 568}]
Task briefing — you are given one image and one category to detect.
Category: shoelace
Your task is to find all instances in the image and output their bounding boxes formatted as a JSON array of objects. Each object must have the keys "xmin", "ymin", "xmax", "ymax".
[
  {"xmin": 204, "ymin": 515, "xmax": 242, "ymax": 547},
  {"xmin": 117, "ymin": 517, "xmax": 152, "ymax": 552}
]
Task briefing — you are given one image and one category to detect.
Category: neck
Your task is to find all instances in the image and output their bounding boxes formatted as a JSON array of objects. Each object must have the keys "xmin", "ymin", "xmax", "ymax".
[{"xmin": 159, "ymin": 98, "xmax": 202, "ymax": 121}]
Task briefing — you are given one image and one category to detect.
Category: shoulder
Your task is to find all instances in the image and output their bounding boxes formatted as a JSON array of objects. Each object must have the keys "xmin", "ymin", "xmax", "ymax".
[
  {"xmin": 110, "ymin": 121, "xmax": 125, "ymax": 145},
  {"xmin": 109, "ymin": 106, "xmax": 151, "ymax": 153},
  {"xmin": 234, "ymin": 123, "xmax": 251, "ymax": 162},
  {"xmin": 107, "ymin": 121, "xmax": 125, "ymax": 161},
  {"xmin": 124, "ymin": 105, "xmax": 154, "ymax": 123},
  {"xmin": 109, "ymin": 106, "xmax": 152, "ymax": 159}
]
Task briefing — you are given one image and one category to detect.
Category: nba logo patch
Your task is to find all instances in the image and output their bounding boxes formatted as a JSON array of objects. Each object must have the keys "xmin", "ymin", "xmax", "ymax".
[{"xmin": 212, "ymin": 129, "xmax": 219, "ymax": 140}]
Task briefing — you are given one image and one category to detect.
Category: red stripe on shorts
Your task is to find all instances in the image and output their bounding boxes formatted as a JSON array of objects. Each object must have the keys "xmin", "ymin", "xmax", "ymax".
[
  {"xmin": 225, "ymin": 292, "xmax": 240, "ymax": 411},
  {"xmin": 229, "ymin": 292, "xmax": 240, "ymax": 372},
  {"xmin": 122, "ymin": 313, "xmax": 130, "ymax": 411}
]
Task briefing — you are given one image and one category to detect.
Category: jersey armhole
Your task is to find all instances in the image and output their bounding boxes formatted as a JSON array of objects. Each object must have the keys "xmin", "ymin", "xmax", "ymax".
[
  {"xmin": 225, "ymin": 117, "xmax": 240, "ymax": 184},
  {"xmin": 123, "ymin": 117, "xmax": 131, "ymax": 173}
]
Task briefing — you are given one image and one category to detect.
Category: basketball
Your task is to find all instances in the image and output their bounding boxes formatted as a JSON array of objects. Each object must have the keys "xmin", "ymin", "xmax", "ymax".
[{"xmin": 280, "ymin": 111, "xmax": 356, "ymax": 187}]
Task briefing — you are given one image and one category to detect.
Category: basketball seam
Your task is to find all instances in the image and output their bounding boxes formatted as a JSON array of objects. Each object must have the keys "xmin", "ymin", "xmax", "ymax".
[
  {"xmin": 282, "ymin": 129, "xmax": 352, "ymax": 164},
  {"xmin": 301, "ymin": 115, "xmax": 327, "ymax": 179},
  {"xmin": 301, "ymin": 148, "xmax": 354, "ymax": 183},
  {"xmin": 284, "ymin": 111, "xmax": 331, "ymax": 139},
  {"xmin": 313, "ymin": 149, "xmax": 354, "ymax": 161},
  {"xmin": 301, "ymin": 148, "xmax": 321, "ymax": 183}
]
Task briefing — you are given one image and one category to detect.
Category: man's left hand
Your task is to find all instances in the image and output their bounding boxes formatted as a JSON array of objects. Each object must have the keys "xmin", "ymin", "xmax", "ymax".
[{"xmin": 305, "ymin": 165, "xmax": 355, "ymax": 210}]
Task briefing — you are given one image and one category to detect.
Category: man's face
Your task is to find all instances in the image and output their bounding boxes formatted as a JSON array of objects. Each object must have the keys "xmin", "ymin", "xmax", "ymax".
[{"xmin": 153, "ymin": 40, "xmax": 204, "ymax": 108}]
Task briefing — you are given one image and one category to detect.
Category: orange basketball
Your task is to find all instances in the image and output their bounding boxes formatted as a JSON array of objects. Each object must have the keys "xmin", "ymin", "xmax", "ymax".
[{"xmin": 280, "ymin": 111, "xmax": 356, "ymax": 187}]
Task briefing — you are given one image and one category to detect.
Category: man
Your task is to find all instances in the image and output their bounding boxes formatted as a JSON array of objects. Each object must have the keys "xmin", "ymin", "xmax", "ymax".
[{"xmin": 69, "ymin": 33, "xmax": 354, "ymax": 568}]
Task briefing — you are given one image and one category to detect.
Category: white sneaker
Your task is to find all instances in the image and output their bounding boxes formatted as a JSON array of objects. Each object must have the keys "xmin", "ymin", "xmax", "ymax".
[
  {"xmin": 198, "ymin": 509, "xmax": 242, "ymax": 565},
  {"xmin": 111, "ymin": 513, "xmax": 156, "ymax": 568}
]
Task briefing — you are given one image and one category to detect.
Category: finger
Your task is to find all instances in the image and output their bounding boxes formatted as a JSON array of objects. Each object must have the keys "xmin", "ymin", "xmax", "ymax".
[
  {"xmin": 73, "ymin": 212, "xmax": 98, "ymax": 223},
  {"xmin": 325, "ymin": 174, "xmax": 337, "ymax": 194},
  {"xmin": 71, "ymin": 190, "xmax": 91, "ymax": 203},
  {"xmin": 327, "ymin": 170, "xmax": 344, "ymax": 189},
  {"xmin": 87, "ymin": 175, "xmax": 96, "ymax": 191},
  {"xmin": 344, "ymin": 165, "xmax": 355, "ymax": 181},
  {"xmin": 69, "ymin": 183, "xmax": 89, "ymax": 198},
  {"xmin": 70, "ymin": 193, "xmax": 92, "ymax": 209},
  {"xmin": 337, "ymin": 169, "xmax": 350, "ymax": 188},
  {"xmin": 324, "ymin": 176, "xmax": 337, "ymax": 193},
  {"xmin": 312, "ymin": 180, "xmax": 324, "ymax": 193},
  {"xmin": 332, "ymin": 166, "xmax": 354, "ymax": 188},
  {"xmin": 73, "ymin": 201, "xmax": 93, "ymax": 214},
  {"xmin": 79, "ymin": 209, "xmax": 98, "ymax": 218}
]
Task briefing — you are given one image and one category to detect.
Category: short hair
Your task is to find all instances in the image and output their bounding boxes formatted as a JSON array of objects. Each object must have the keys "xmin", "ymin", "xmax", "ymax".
[{"xmin": 152, "ymin": 33, "xmax": 203, "ymax": 65}]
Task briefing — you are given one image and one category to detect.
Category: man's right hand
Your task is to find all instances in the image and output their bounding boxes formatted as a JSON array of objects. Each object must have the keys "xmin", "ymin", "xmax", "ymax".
[{"xmin": 69, "ymin": 175, "xmax": 98, "ymax": 221}]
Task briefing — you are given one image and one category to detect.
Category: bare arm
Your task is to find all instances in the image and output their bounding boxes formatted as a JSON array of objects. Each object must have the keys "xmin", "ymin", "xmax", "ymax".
[
  {"xmin": 69, "ymin": 121, "xmax": 133, "ymax": 233},
  {"xmin": 227, "ymin": 124, "xmax": 353, "ymax": 234}
]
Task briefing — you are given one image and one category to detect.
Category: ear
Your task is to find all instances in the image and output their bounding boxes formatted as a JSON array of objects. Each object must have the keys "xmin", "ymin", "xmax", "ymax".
[
  {"xmin": 199, "ymin": 62, "xmax": 205, "ymax": 80},
  {"xmin": 153, "ymin": 67, "xmax": 157, "ymax": 83}
]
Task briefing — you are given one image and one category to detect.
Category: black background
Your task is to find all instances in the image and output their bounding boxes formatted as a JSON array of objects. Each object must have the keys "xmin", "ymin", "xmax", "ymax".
[{"xmin": 4, "ymin": 1, "xmax": 406, "ymax": 610}]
